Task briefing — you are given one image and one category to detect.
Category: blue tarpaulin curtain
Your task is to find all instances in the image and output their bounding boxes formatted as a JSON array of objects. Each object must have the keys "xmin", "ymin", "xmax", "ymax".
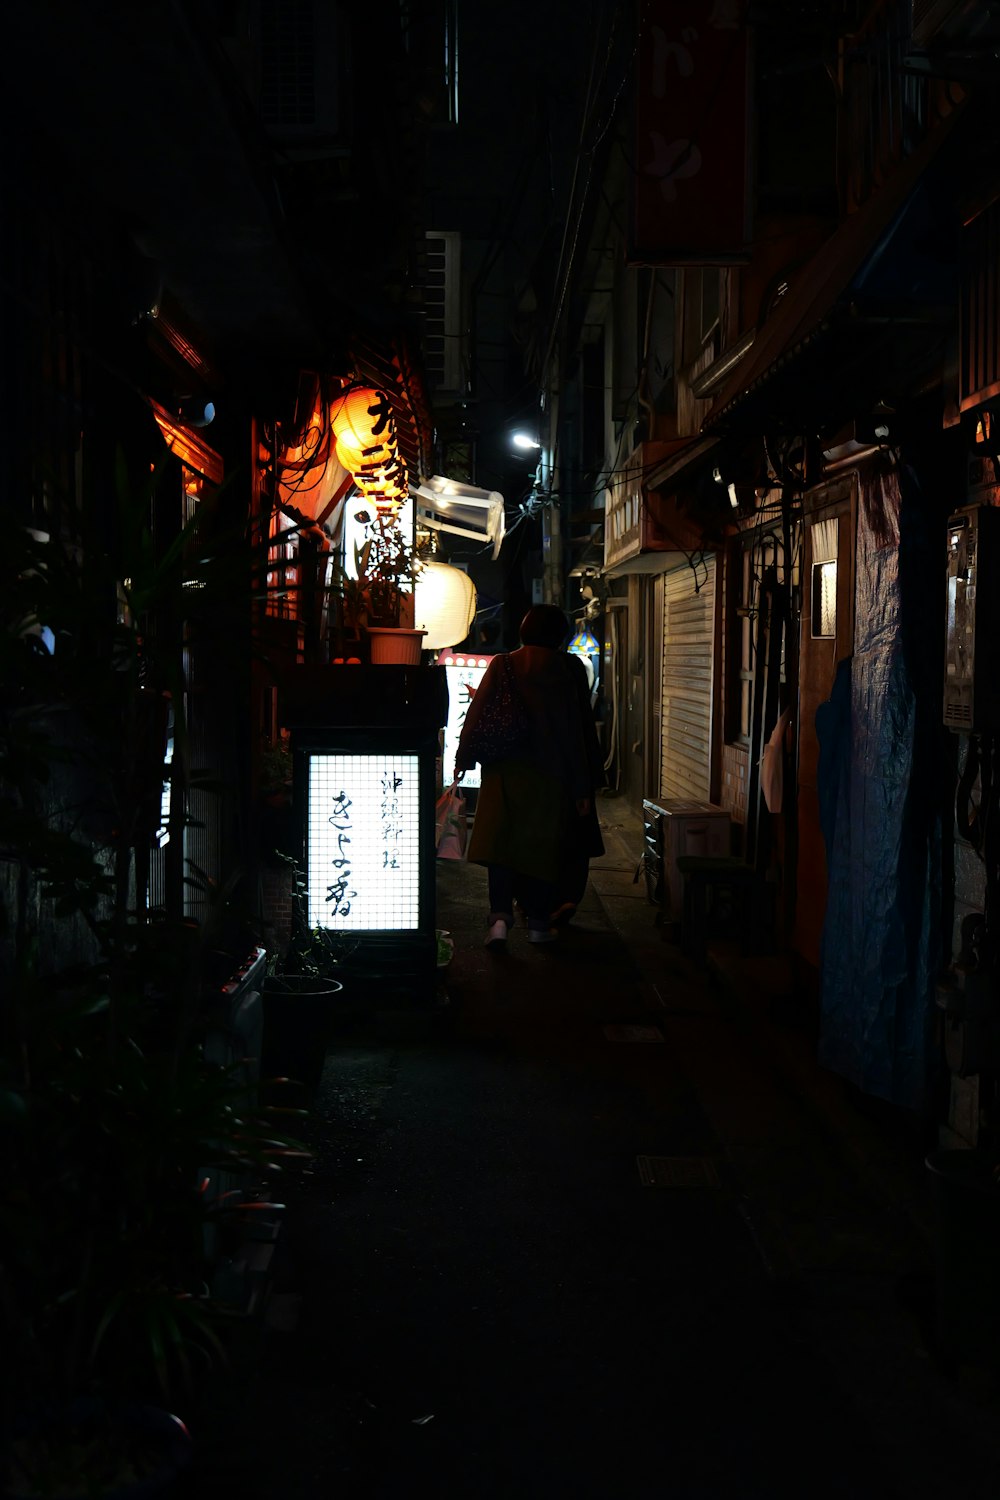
[{"xmin": 817, "ymin": 464, "xmax": 943, "ymax": 1111}]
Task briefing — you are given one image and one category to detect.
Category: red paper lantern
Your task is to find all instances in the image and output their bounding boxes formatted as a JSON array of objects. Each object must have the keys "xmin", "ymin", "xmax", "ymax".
[{"xmin": 330, "ymin": 387, "xmax": 394, "ymax": 456}]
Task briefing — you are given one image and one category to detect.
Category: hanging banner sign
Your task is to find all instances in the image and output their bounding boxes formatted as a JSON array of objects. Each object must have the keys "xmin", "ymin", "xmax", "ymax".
[
  {"xmin": 628, "ymin": 0, "xmax": 750, "ymax": 265},
  {"xmin": 439, "ymin": 652, "xmax": 493, "ymax": 791}
]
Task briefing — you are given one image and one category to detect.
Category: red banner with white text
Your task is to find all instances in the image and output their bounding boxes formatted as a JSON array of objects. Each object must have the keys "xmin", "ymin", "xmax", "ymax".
[{"xmin": 628, "ymin": 0, "xmax": 750, "ymax": 265}]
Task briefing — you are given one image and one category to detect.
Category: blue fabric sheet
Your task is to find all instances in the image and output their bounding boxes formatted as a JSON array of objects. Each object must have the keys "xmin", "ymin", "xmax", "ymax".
[{"xmin": 817, "ymin": 465, "xmax": 942, "ymax": 1112}]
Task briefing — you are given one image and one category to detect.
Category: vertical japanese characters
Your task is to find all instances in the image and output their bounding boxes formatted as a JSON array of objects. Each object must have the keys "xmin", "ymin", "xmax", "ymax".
[
  {"xmin": 308, "ymin": 753, "xmax": 421, "ymax": 931},
  {"xmin": 325, "ymin": 788, "xmax": 355, "ymax": 916}
]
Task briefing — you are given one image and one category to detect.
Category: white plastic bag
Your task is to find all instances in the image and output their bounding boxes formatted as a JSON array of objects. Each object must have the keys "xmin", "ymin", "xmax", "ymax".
[{"xmin": 435, "ymin": 780, "xmax": 467, "ymax": 860}]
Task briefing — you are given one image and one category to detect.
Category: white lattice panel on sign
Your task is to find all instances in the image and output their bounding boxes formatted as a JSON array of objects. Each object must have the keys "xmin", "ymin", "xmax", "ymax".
[{"xmin": 307, "ymin": 753, "xmax": 421, "ymax": 931}]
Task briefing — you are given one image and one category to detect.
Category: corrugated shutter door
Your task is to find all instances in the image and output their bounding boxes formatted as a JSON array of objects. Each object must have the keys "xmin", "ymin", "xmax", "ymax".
[
  {"xmin": 660, "ymin": 557, "xmax": 716, "ymax": 800},
  {"xmin": 649, "ymin": 573, "xmax": 664, "ymax": 788}
]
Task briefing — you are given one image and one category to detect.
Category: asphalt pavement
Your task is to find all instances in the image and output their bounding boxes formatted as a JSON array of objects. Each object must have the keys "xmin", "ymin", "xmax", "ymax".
[{"xmin": 188, "ymin": 794, "xmax": 1000, "ymax": 1498}]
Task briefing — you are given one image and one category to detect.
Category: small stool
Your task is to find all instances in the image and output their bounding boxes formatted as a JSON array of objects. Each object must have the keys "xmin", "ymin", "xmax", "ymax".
[{"xmin": 676, "ymin": 855, "xmax": 758, "ymax": 961}]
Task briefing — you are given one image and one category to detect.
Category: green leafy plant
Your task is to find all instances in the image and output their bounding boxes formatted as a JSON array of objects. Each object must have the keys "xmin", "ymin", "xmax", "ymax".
[
  {"xmin": 258, "ymin": 732, "xmax": 292, "ymax": 794},
  {"xmin": 0, "ymin": 461, "xmax": 309, "ymax": 1482},
  {"xmin": 351, "ymin": 507, "xmax": 414, "ymax": 629},
  {"xmin": 263, "ymin": 855, "xmax": 359, "ymax": 981}
]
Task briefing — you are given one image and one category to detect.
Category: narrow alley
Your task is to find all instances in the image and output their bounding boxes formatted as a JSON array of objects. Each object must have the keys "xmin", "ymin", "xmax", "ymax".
[
  {"xmin": 188, "ymin": 806, "xmax": 999, "ymax": 1500},
  {"xmin": 9, "ymin": 10, "xmax": 1000, "ymax": 1499}
]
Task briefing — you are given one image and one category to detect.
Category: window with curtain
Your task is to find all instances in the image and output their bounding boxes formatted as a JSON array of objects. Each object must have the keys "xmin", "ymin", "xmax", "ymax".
[{"xmin": 810, "ymin": 517, "xmax": 838, "ymax": 639}]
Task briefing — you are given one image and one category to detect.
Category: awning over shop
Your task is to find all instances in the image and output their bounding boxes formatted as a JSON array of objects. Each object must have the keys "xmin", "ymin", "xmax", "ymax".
[
  {"xmin": 644, "ymin": 436, "xmax": 720, "ymax": 492},
  {"xmin": 603, "ymin": 439, "xmax": 718, "ymax": 575},
  {"xmin": 604, "ymin": 549, "xmax": 693, "ymax": 577},
  {"xmin": 703, "ymin": 107, "xmax": 966, "ymax": 435}
]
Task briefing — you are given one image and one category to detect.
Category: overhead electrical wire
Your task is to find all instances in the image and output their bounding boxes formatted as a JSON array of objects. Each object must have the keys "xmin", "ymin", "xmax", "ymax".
[{"xmin": 537, "ymin": 0, "xmax": 628, "ymax": 389}]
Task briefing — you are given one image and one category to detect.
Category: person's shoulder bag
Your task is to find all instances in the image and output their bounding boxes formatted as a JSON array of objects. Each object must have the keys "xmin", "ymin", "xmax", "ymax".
[{"xmin": 463, "ymin": 653, "xmax": 531, "ymax": 766}]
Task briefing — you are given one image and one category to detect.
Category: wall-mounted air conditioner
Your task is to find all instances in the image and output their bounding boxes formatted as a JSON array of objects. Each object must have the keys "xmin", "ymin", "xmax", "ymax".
[
  {"xmin": 248, "ymin": 0, "xmax": 345, "ymax": 147},
  {"xmin": 424, "ymin": 231, "xmax": 463, "ymax": 396}
]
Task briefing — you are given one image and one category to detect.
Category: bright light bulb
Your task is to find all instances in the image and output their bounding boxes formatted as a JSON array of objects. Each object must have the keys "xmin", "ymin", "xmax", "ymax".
[{"xmin": 512, "ymin": 433, "xmax": 541, "ymax": 451}]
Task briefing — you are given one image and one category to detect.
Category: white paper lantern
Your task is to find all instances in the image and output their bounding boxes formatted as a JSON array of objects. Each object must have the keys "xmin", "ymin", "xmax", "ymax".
[{"xmin": 414, "ymin": 561, "xmax": 476, "ymax": 650}]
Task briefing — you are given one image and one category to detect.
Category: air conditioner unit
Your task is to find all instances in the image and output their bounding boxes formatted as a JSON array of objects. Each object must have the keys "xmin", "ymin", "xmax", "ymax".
[
  {"xmin": 424, "ymin": 231, "xmax": 463, "ymax": 395},
  {"xmin": 249, "ymin": 0, "xmax": 345, "ymax": 148}
]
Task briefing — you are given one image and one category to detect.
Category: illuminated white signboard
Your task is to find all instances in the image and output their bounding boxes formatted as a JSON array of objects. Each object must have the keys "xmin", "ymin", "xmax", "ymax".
[
  {"xmin": 343, "ymin": 494, "xmax": 415, "ymax": 591},
  {"xmin": 307, "ymin": 752, "xmax": 421, "ymax": 931},
  {"xmin": 439, "ymin": 651, "xmax": 493, "ymax": 790}
]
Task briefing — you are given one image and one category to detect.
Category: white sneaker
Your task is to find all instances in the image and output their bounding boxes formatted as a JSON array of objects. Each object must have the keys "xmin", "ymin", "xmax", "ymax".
[{"xmin": 485, "ymin": 918, "xmax": 509, "ymax": 949}]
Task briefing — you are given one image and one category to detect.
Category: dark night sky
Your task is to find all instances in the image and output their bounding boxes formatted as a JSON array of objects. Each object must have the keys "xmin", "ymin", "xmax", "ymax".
[
  {"xmin": 424, "ymin": 1, "xmax": 619, "ymax": 534},
  {"xmin": 427, "ymin": 0, "xmax": 603, "ymax": 243}
]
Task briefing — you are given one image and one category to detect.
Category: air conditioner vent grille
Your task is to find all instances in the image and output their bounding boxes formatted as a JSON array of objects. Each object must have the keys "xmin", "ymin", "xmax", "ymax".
[
  {"xmin": 259, "ymin": 1, "xmax": 317, "ymax": 127},
  {"xmin": 424, "ymin": 231, "xmax": 462, "ymax": 394}
]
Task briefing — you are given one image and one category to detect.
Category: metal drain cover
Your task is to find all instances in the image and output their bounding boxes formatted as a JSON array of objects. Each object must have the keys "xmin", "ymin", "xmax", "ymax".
[
  {"xmin": 603, "ymin": 1024, "xmax": 665, "ymax": 1043},
  {"xmin": 637, "ymin": 1155, "xmax": 720, "ymax": 1187}
]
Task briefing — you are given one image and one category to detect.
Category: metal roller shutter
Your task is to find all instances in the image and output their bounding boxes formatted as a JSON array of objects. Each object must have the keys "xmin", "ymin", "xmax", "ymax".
[{"xmin": 660, "ymin": 557, "xmax": 716, "ymax": 800}]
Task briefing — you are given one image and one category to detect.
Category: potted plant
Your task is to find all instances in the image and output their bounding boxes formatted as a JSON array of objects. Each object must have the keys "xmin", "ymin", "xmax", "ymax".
[
  {"xmin": 258, "ymin": 730, "xmax": 295, "ymax": 868},
  {"xmin": 922, "ymin": 921, "xmax": 1000, "ymax": 1370},
  {"xmin": 259, "ymin": 861, "xmax": 359, "ymax": 1104},
  {"xmin": 350, "ymin": 507, "xmax": 426, "ymax": 664},
  {"xmin": 924, "ymin": 1144, "xmax": 1000, "ymax": 1369},
  {"xmin": 0, "ymin": 475, "xmax": 308, "ymax": 1494}
]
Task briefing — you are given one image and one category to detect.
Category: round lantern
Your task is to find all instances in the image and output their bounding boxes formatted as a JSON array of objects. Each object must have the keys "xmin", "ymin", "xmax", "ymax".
[
  {"xmin": 355, "ymin": 473, "xmax": 408, "ymax": 508},
  {"xmin": 330, "ymin": 386, "xmax": 392, "ymax": 456},
  {"xmin": 413, "ymin": 561, "xmax": 477, "ymax": 651}
]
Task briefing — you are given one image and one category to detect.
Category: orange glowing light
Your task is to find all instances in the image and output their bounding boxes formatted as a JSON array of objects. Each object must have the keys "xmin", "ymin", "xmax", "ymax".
[
  {"xmin": 330, "ymin": 383, "xmax": 409, "ymax": 507},
  {"xmin": 330, "ymin": 386, "xmax": 394, "ymax": 455}
]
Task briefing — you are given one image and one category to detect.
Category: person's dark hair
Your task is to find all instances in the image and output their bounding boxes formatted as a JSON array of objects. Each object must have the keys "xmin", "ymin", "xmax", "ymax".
[{"xmin": 519, "ymin": 605, "xmax": 569, "ymax": 648}]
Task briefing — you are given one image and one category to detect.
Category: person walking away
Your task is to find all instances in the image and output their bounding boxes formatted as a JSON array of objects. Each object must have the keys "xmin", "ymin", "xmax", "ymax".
[{"xmin": 455, "ymin": 605, "xmax": 604, "ymax": 947}]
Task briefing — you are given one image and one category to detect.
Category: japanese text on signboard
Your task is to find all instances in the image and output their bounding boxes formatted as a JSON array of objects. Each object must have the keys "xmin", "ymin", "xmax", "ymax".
[{"xmin": 307, "ymin": 752, "xmax": 420, "ymax": 930}]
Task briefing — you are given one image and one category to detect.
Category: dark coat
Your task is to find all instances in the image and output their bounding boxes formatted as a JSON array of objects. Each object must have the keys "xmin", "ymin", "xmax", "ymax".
[{"xmin": 457, "ymin": 646, "xmax": 605, "ymax": 881}]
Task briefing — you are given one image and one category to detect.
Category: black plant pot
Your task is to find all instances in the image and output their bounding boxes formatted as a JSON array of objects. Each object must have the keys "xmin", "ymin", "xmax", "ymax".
[
  {"xmin": 925, "ymin": 1148, "xmax": 1000, "ymax": 1368},
  {"xmin": 260, "ymin": 975, "xmax": 344, "ymax": 1096}
]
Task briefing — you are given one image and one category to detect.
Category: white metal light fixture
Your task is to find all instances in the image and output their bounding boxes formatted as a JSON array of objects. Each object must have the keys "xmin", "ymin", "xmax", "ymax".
[
  {"xmin": 411, "ymin": 476, "xmax": 506, "ymax": 560},
  {"xmin": 178, "ymin": 397, "xmax": 216, "ymax": 428}
]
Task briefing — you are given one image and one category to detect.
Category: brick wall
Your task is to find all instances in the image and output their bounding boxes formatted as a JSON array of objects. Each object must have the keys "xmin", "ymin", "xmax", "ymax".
[
  {"xmin": 720, "ymin": 742, "xmax": 748, "ymax": 847},
  {"xmin": 260, "ymin": 864, "xmax": 294, "ymax": 958}
]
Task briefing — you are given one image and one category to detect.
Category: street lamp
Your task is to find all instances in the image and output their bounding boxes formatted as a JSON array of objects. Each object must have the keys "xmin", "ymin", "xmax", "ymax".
[{"xmin": 511, "ymin": 432, "xmax": 541, "ymax": 451}]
